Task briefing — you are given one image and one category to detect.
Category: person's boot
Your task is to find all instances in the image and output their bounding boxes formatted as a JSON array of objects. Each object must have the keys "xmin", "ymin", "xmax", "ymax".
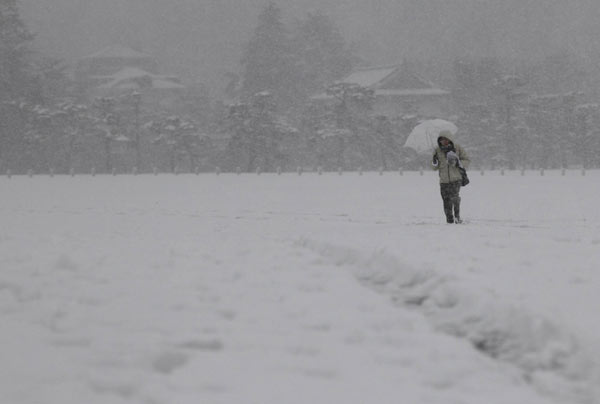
[
  {"xmin": 453, "ymin": 197, "xmax": 462, "ymax": 223},
  {"xmin": 443, "ymin": 199, "xmax": 454, "ymax": 223}
]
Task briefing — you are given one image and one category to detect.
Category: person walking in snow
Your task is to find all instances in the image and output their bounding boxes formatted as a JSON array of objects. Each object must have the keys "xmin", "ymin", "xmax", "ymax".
[{"xmin": 432, "ymin": 130, "xmax": 470, "ymax": 223}]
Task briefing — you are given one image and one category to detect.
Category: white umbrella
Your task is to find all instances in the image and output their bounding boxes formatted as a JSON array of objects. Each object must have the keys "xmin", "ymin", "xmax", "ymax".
[{"xmin": 404, "ymin": 119, "xmax": 458, "ymax": 154}]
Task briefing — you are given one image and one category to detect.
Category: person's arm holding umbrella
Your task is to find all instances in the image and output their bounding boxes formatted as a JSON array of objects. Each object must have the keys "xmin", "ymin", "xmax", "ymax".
[{"xmin": 432, "ymin": 151, "xmax": 440, "ymax": 169}]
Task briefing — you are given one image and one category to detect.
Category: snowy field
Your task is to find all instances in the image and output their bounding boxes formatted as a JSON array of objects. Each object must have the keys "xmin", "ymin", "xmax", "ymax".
[{"xmin": 1, "ymin": 169, "xmax": 599, "ymax": 404}]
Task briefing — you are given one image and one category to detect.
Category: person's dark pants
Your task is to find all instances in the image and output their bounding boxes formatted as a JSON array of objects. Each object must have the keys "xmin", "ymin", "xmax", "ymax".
[{"xmin": 440, "ymin": 181, "xmax": 462, "ymax": 223}]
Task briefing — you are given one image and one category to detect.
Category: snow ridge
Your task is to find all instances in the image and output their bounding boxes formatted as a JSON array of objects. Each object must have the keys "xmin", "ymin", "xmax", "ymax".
[{"xmin": 297, "ymin": 239, "xmax": 599, "ymax": 404}]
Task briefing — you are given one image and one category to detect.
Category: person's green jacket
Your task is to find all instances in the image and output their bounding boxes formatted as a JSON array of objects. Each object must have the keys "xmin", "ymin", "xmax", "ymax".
[{"xmin": 432, "ymin": 134, "xmax": 470, "ymax": 184}]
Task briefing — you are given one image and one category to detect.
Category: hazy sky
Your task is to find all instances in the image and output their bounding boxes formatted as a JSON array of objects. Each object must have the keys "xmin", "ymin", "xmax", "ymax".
[{"xmin": 20, "ymin": 0, "xmax": 600, "ymax": 92}]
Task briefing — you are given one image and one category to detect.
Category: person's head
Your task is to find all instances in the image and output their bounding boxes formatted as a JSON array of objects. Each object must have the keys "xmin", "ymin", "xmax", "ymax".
[{"xmin": 438, "ymin": 130, "xmax": 453, "ymax": 147}]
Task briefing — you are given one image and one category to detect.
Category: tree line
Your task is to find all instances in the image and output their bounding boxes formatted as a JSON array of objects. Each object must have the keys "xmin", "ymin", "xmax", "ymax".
[{"xmin": 2, "ymin": 1, "xmax": 600, "ymax": 174}]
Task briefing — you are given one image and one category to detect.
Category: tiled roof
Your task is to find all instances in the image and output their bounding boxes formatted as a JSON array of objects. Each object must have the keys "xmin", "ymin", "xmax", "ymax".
[
  {"xmin": 83, "ymin": 44, "xmax": 153, "ymax": 59},
  {"xmin": 96, "ymin": 67, "xmax": 185, "ymax": 90},
  {"xmin": 341, "ymin": 66, "xmax": 398, "ymax": 88}
]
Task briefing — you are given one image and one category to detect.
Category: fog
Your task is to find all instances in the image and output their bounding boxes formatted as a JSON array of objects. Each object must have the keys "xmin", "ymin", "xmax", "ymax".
[
  {"xmin": 4, "ymin": 5, "xmax": 600, "ymax": 401},
  {"xmin": 20, "ymin": 0, "xmax": 600, "ymax": 91}
]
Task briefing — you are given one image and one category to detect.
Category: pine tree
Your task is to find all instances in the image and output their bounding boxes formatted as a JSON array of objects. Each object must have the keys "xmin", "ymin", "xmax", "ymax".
[
  {"xmin": 240, "ymin": 2, "xmax": 299, "ymax": 109},
  {"xmin": 0, "ymin": 0, "xmax": 37, "ymax": 170},
  {"xmin": 572, "ymin": 103, "xmax": 599, "ymax": 169},
  {"xmin": 292, "ymin": 11, "xmax": 356, "ymax": 98},
  {"xmin": 224, "ymin": 91, "xmax": 296, "ymax": 172},
  {"xmin": 0, "ymin": 0, "xmax": 35, "ymax": 101},
  {"xmin": 312, "ymin": 82, "xmax": 375, "ymax": 169},
  {"xmin": 148, "ymin": 115, "xmax": 203, "ymax": 173}
]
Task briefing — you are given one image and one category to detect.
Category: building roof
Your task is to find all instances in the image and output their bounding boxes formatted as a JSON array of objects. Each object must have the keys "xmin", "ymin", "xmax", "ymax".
[
  {"xmin": 312, "ymin": 64, "xmax": 449, "ymax": 100},
  {"xmin": 82, "ymin": 44, "xmax": 153, "ymax": 60},
  {"xmin": 95, "ymin": 67, "xmax": 151, "ymax": 81},
  {"xmin": 343, "ymin": 64, "xmax": 442, "ymax": 90},
  {"xmin": 376, "ymin": 88, "xmax": 450, "ymax": 96},
  {"xmin": 96, "ymin": 67, "xmax": 185, "ymax": 90},
  {"xmin": 342, "ymin": 66, "xmax": 398, "ymax": 88}
]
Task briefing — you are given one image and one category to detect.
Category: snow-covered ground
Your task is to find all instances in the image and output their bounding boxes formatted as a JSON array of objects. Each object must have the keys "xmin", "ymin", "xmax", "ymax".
[{"xmin": 1, "ymin": 170, "xmax": 599, "ymax": 404}]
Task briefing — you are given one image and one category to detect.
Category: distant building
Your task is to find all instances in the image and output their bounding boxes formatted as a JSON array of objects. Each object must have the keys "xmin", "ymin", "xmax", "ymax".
[
  {"xmin": 75, "ymin": 44, "xmax": 159, "ymax": 79},
  {"xmin": 313, "ymin": 64, "xmax": 452, "ymax": 118},
  {"xmin": 74, "ymin": 44, "xmax": 185, "ymax": 109}
]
